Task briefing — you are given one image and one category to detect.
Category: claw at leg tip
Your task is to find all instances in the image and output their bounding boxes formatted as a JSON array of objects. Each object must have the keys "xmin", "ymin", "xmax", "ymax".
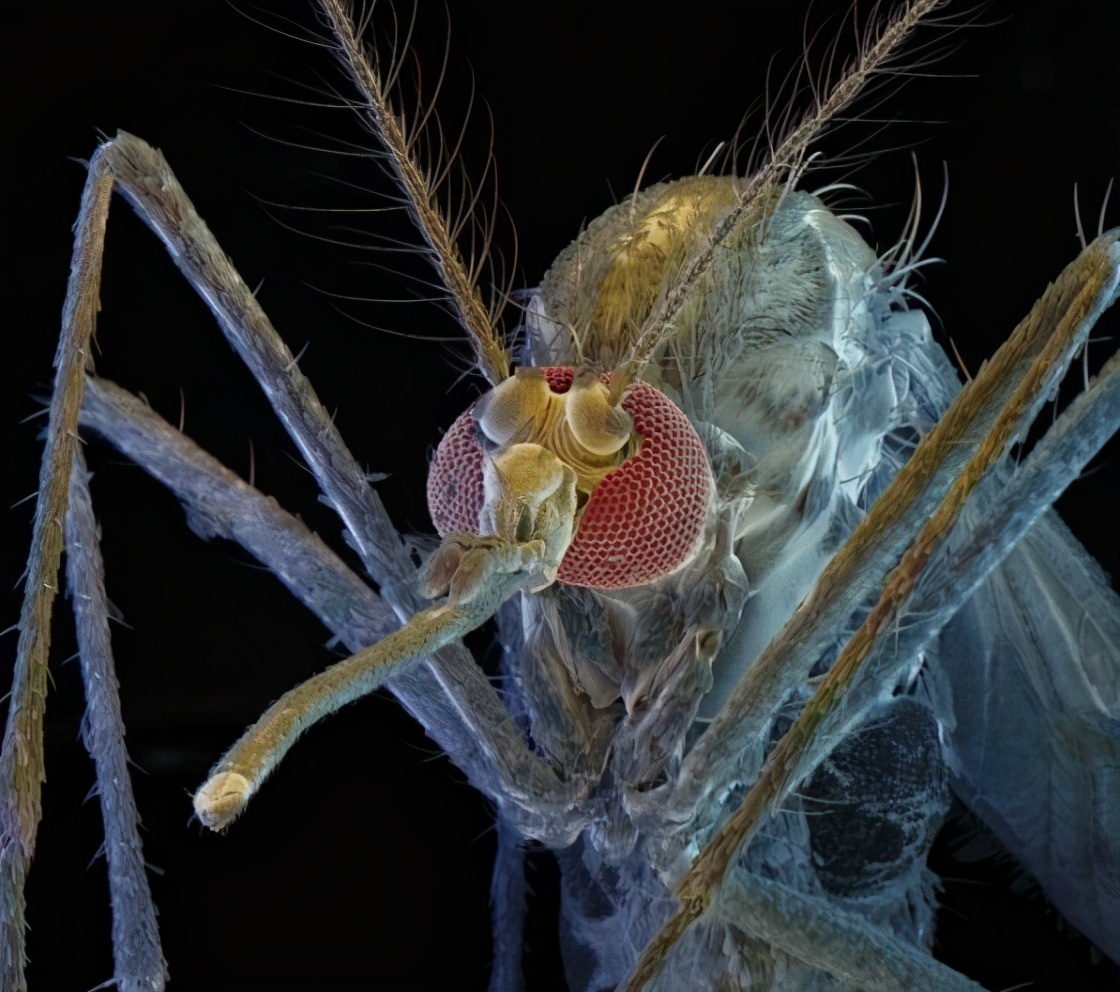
[{"xmin": 194, "ymin": 771, "xmax": 251, "ymax": 831}]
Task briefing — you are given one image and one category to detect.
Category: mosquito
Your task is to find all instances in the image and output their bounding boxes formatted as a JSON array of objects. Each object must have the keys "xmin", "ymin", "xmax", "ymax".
[{"xmin": 2, "ymin": 2, "xmax": 1118, "ymax": 991}]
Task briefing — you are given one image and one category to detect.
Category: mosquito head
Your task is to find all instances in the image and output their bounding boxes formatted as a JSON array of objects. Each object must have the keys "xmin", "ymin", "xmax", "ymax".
[{"xmin": 427, "ymin": 366, "xmax": 713, "ymax": 589}]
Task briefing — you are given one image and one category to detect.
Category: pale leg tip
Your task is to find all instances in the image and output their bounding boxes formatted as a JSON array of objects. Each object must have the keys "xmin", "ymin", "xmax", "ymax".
[{"xmin": 194, "ymin": 771, "xmax": 252, "ymax": 831}]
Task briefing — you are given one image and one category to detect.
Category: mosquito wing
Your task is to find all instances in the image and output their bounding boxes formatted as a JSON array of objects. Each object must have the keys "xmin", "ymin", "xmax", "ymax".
[{"xmin": 933, "ymin": 508, "xmax": 1120, "ymax": 959}]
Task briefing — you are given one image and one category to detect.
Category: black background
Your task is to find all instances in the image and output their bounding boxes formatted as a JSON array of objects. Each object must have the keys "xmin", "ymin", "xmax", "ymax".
[{"xmin": 2, "ymin": 2, "xmax": 1118, "ymax": 990}]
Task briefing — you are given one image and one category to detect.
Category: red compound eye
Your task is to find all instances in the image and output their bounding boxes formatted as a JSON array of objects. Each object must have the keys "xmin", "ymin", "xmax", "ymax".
[
  {"xmin": 426, "ymin": 369, "xmax": 713, "ymax": 589},
  {"xmin": 557, "ymin": 379, "xmax": 712, "ymax": 588},
  {"xmin": 426, "ymin": 409, "xmax": 487, "ymax": 537}
]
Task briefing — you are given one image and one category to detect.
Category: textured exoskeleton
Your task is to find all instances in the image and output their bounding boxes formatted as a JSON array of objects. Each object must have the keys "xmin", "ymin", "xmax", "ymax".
[
  {"xmin": 3, "ymin": 3, "xmax": 1118, "ymax": 991},
  {"xmin": 479, "ymin": 176, "xmax": 1119, "ymax": 987}
]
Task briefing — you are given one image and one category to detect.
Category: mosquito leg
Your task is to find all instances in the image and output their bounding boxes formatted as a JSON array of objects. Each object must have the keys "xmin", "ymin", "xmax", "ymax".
[
  {"xmin": 487, "ymin": 818, "xmax": 527, "ymax": 992},
  {"xmin": 88, "ymin": 136, "xmax": 586, "ymax": 833},
  {"xmin": 64, "ymin": 452, "xmax": 168, "ymax": 991},
  {"xmin": 80, "ymin": 376, "xmax": 578, "ymax": 839},
  {"xmin": 80, "ymin": 376, "xmax": 398, "ymax": 643},
  {"xmin": 95, "ymin": 133, "xmax": 417, "ymax": 609},
  {"xmin": 714, "ymin": 872, "xmax": 986, "ymax": 992},
  {"xmin": 763, "ymin": 341, "xmax": 1120, "ymax": 831},
  {"xmin": 193, "ymin": 579, "xmax": 525, "ymax": 830},
  {"xmin": 669, "ymin": 229, "xmax": 1120, "ymax": 829},
  {"xmin": 0, "ymin": 144, "xmax": 113, "ymax": 990},
  {"xmin": 193, "ymin": 549, "xmax": 571, "ymax": 827},
  {"xmin": 671, "ymin": 341, "xmax": 1120, "ymax": 977},
  {"xmin": 627, "ymin": 232, "xmax": 1120, "ymax": 989}
]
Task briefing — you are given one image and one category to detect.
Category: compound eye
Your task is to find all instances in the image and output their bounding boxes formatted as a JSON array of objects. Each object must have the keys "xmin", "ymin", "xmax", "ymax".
[
  {"xmin": 473, "ymin": 367, "xmax": 551, "ymax": 446},
  {"xmin": 427, "ymin": 368, "xmax": 713, "ymax": 592},
  {"xmin": 427, "ymin": 408, "xmax": 487, "ymax": 537},
  {"xmin": 556, "ymin": 381, "xmax": 713, "ymax": 589}
]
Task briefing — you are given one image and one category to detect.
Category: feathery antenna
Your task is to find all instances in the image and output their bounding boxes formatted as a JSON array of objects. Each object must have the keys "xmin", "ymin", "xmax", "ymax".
[
  {"xmin": 319, "ymin": 0, "xmax": 510, "ymax": 385},
  {"xmin": 615, "ymin": 0, "xmax": 945, "ymax": 394}
]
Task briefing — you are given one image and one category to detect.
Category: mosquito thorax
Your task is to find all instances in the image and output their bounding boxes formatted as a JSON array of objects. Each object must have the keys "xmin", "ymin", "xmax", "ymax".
[
  {"xmin": 427, "ymin": 366, "xmax": 714, "ymax": 589},
  {"xmin": 528, "ymin": 176, "xmax": 868, "ymax": 486}
]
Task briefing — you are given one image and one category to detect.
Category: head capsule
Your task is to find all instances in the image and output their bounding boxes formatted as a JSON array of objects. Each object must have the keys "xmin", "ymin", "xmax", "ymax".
[{"xmin": 427, "ymin": 367, "xmax": 713, "ymax": 589}]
